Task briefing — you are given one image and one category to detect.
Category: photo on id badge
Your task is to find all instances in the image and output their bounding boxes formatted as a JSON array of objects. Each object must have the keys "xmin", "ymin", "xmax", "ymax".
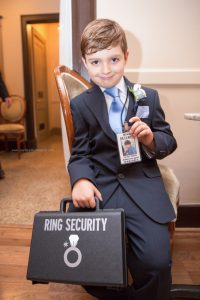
[{"xmin": 117, "ymin": 132, "xmax": 141, "ymax": 165}]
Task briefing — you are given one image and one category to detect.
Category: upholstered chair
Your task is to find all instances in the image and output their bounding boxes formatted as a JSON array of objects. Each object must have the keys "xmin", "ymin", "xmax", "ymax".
[{"xmin": 0, "ymin": 95, "xmax": 26, "ymax": 159}]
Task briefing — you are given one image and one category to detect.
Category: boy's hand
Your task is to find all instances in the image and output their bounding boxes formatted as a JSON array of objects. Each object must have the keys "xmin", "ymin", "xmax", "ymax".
[
  {"xmin": 129, "ymin": 117, "xmax": 155, "ymax": 151},
  {"xmin": 72, "ymin": 179, "xmax": 102, "ymax": 208}
]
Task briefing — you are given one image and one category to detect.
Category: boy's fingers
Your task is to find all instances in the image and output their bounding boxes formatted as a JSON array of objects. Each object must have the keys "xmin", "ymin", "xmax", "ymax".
[
  {"xmin": 73, "ymin": 197, "xmax": 91, "ymax": 208},
  {"xmin": 133, "ymin": 123, "xmax": 147, "ymax": 134},
  {"xmin": 84, "ymin": 201, "xmax": 91, "ymax": 208},
  {"xmin": 73, "ymin": 200, "xmax": 79, "ymax": 208},
  {"xmin": 129, "ymin": 118, "xmax": 151, "ymax": 138},
  {"xmin": 80, "ymin": 200, "xmax": 91, "ymax": 208},
  {"xmin": 72, "ymin": 181, "xmax": 102, "ymax": 209},
  {"xmin": 89, "ymin": 198, "xmax": 96, "ymax": 208},
  {"xmin": 129, "ymin": 116, "xmax": 140, "ymax": 123},
  {"xmin": 129, "ymin": 117, "xmax": 142, "ymax": 134},
  {"xmin": 94, "ymin": 187, "xmax": 103, "ymax": 201}
]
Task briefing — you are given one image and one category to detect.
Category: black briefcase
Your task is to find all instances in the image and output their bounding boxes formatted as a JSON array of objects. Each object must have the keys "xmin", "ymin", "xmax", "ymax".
[{"xmin": 27, "ymin": 198, "xmax": 127, "ymax": 287}]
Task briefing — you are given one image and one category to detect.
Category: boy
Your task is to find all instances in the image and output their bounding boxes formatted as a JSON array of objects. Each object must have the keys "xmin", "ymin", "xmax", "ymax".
[
  {"xmin": 123, "ymin": 139, "xmax": 137, "ymax": 156},
  {"xmin": 68, "ymin": 19, "xmax": 177, "ymax": 300}
]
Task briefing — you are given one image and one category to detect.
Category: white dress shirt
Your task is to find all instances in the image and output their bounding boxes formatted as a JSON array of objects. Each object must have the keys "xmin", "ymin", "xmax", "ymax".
[{"xmin": 100, "ymin": 77, "xmax": 129, "ymax": 112}]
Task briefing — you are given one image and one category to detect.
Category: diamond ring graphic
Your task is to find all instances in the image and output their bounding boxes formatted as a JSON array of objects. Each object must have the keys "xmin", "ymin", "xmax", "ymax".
[{"xmin": 64, "ymin": 234, "xmax": 82, "ymax": 268}]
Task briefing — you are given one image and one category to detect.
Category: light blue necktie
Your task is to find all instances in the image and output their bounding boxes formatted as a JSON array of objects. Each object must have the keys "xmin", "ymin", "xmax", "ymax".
[{"xmin": 105, "ymin": 87, "xmax": 126, "ymax": 134}]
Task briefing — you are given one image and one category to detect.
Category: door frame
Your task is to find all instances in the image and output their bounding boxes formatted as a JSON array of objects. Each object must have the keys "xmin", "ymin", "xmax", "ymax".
[
  {"xmin": 21, "ymin": 14, "xmax": 59, "ymax": 149},
  {"xmin": 29, "ymin": 26, "xmax": 49, "ymax": 142}
]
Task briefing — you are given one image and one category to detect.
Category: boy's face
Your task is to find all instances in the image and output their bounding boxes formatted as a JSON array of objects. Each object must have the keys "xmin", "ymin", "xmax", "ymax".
[
  {"xmin": 82, "ymin": 45, "xmax": 129, "ymax": 88},
  {"xmin": 124, "ymin": 143, "xmax": 131, "ymax": 151}
]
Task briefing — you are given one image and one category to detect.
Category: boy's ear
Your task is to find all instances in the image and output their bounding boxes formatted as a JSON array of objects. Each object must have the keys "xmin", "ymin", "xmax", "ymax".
[
  {"xmin": 124, "ymin": 50, "xmax": 129, "ymax": 61},
  {"xmin": 82, "ymin": 57, "xmax": 88, "ymax": 69}
]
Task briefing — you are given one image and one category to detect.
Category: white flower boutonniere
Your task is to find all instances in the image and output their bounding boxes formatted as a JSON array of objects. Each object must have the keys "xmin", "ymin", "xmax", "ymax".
[{"xmin": 128, "ymin": 84, "xmax": 147, "ymax": 102}]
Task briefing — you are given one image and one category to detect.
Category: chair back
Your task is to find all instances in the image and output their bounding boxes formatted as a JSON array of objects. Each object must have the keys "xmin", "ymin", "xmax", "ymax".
[
  {"xmin": 1, "ymin": 95, "xmax": 26, "ymax": 124},
  {"xmin": 54, "ymin": 65, "xmax": 91, "ymax": 152},
  {"xmin": 158, "ymin": 164, "xmax": 180, "ymax": 216}
]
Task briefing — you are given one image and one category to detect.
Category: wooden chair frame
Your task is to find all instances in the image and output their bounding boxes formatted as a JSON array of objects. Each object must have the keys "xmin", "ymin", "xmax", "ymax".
[{"xmin": 54, "ymin": 65, "xmax": 91, "ymax": 152}]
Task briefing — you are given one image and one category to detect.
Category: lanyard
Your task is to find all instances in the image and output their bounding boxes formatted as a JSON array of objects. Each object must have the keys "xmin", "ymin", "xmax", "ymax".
[{"xmin": 121, "ymin": 88, "xmax": 129, "ymax": 132}]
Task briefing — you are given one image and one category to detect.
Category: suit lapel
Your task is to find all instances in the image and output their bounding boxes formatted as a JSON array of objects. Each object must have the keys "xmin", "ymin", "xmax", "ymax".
[
  {"xmin": 125, "ymin": 91, "xmax": 137, "ymax": 123},
  {"xmin": 124, "ymin": 77, "xmax": 137, "ymax": 123},
  {"xmin": 84, "ymin": 85, "xmax": 117, "ymax": 143}
]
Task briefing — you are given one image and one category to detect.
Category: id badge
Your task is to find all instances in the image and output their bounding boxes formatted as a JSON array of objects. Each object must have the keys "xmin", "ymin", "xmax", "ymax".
[{"xmin": 117, "ymin": 132, "xmax": 141, "ymax": 165}]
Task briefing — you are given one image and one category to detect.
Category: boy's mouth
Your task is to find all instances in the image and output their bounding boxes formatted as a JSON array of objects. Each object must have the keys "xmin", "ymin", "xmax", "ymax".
[{"xmin": 99, "ymin": 75, "xmax": 114, "ymax": 80}]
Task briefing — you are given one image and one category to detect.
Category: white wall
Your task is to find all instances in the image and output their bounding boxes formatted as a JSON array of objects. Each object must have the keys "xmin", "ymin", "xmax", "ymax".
[
  {"xmin": 97, "ymin": 0, "xmax": 200, "ymax": 205},
  {"xmin": 46, "ymin": 23, "xmax": 60, "ymax": 130},
  {"xmin": 59, "ymin": 0, "xmax": 72, "ymax": 169},
  {"xmin": 97, "ymin": 0, "xmax": 200, "ymax": 71},
  {"xmin": 0, "ymin": 0, "xmax": 60, "ymax": 96}
]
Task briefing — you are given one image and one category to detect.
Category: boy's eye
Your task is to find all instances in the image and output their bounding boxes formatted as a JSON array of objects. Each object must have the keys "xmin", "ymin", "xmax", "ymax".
[
  {"xmin": 91, "ymin": 60, "xmax": 99, "ymax": 65},
  {"xmin": 112, "ymin": 57, "xmax": 119, "ymax": 63}
]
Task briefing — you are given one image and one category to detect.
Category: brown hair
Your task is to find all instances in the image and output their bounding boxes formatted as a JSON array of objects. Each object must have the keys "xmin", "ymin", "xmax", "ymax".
[
  {"xmin": 81, "ymin": 19, "xmax": 128, "ymax": 58},
  {"xmin": 124, "ymin": 140, "xmax": 131, "ymax": 145}
]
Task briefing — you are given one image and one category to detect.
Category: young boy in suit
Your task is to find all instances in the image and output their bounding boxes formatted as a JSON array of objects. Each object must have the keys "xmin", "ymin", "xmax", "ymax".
[{"xmin": 68, "ymin": 19, "xmax": 177, "ymax": 300}]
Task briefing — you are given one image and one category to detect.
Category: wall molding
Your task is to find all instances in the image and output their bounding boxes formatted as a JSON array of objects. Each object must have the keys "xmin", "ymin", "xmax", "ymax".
[{"xmin": 125, "ymin": 68, "xmax": 200, "ymax": 85}]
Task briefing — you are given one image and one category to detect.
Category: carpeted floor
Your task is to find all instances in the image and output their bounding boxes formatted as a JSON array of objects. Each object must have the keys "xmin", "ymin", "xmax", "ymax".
[{"xmin": 0, "ymin": 134, "xmax": 71, "ymax": 224}]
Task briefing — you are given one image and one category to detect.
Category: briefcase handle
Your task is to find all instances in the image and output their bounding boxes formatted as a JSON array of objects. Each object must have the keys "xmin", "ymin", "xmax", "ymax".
[{"xmin": 60, "ymin": 196, "xmax": 100, "ymax": 213}]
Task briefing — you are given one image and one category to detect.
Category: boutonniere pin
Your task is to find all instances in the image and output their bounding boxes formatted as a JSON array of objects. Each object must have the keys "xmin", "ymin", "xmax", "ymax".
[{"xmin": 128, "ymin": 84, "xmax": 147, "ymax": 102}]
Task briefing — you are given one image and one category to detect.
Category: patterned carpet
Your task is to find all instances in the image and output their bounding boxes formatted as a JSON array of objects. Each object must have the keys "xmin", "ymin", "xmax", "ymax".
[{"xmin": 0, "ymin": 134, "xmax": 71, "ymax": 224}]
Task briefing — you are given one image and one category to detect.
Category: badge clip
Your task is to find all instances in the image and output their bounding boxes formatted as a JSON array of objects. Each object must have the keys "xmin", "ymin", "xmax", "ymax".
[{"xmin": 123, "ymin": 121, "xmax": 130, "ymax": 133}]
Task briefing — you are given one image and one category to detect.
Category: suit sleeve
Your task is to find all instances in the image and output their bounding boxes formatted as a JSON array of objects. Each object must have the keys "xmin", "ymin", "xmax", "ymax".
[
  {"xmin": 67, "ymin": 99, "xmax": 96, "ymax": 188},
  {"xmin": 150, "ymin": 90, "xmax": 177, "ymax": 159}
]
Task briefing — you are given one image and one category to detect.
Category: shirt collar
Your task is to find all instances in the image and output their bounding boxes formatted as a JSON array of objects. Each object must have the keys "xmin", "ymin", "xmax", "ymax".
[{"xmin": 100, "ymin": 76, "xmax": 127, "ymax": 95}]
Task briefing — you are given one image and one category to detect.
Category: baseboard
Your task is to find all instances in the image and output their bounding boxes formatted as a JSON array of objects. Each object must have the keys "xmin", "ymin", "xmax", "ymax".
[
  {"xmin": 0, "ymin": 139, "xmax": 37, "ymax": 151},
  {"xmin": 176, "ymin": 205, "xmax": 200, "ymax": 227}
]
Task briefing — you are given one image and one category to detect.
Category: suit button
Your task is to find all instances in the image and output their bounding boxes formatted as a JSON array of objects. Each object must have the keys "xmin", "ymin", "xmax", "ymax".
[{"xmin": 118, "ymin": 173, "xmax": 125, "ymax": 179}]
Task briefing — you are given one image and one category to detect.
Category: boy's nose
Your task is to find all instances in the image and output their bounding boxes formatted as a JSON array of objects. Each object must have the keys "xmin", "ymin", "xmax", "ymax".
[{"xmin": 102, "ymin": 63, "xmax": 111, "ymax": 74}]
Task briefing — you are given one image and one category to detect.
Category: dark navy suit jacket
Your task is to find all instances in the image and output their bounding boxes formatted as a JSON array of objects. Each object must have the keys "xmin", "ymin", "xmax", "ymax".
[{"xmin": 68, "ymin": 77, "xmax": 177, "ymax": 224}]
